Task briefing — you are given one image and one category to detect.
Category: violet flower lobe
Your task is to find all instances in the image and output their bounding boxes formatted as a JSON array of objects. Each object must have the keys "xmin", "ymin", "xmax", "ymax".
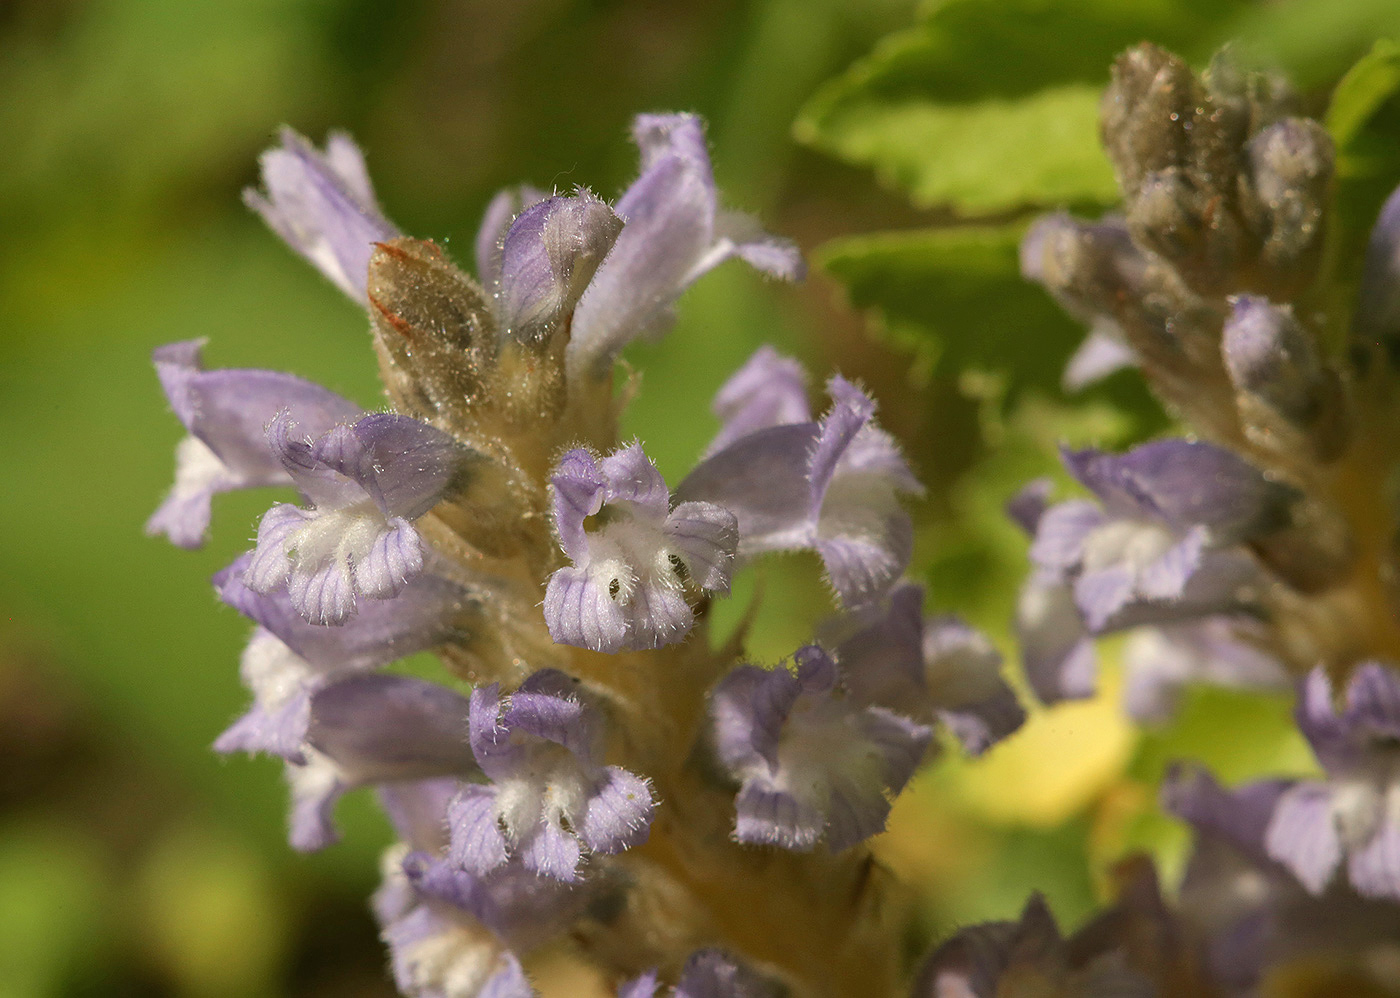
[
  {"xmin": 244, "ymin": 129, "xmax": 400, "ymax": 304},
  {"xmin": 566, "ymin": 114, "xmax": 803, "ymax": 382},
  {"xmin": 146, "ymin": 339, "xmax": 363, "ymax": 548}
]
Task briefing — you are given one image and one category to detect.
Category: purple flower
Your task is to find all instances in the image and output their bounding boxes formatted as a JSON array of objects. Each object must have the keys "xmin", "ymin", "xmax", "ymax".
[
  {"xmin": 446, "ymin": 670, "xmax": 655, "ymax": 881},
  {"xmin": 374, "ymin": 780, "xmax": 591, "ymax": 998},
  {"xmin": 567, "ymin": 114, "xmax": 803, "ymax": 381},
  {"xmin": 1010, "ymin": 472, "xmax": 1290, "ymax": 715},
  {"xmin": 212, "ymin": 551, "xmax": 476, "ymax": 763},
  {"xmin": 1165, "ymin": 764, "xmax": 1400, "ymax": 992},
  {"xmin": 620, "ymin": 949, "xmax": 780, "ymax": 998},
  {"xmin": 709, "ymin": 646, "xmax": 931, "ymax": 852},
  {"xmin": 1033, "ymin": 440, "xmax": 1289, "ymax": 633},
  {"xmin": 828, "ymin": 583, "xmax": 1024, "ymax": 755},
  {"xmin": 680, "ymin": 374, "xmax": 923, "ymax": 608},
  {"xmin": 1012, "ymin": 440, "xmax": 1292, "ymax": 707},
  {"xmin": 1264, "ymin": 664, "xmax": 1400, "ymax": 900},
  {"xmin": 243, "ymin": 410, "xmax": 465, "ymax": 625},
  {"xmin": 146, "ymin": 340, "xmax": 362, "ymax": 548},
  {"xmin": 543, "ymin": 444, "xmax": 738, "ymax": 654},
  {"xmin": 244, "ymin": 129, "xmax": 400, "ymax": 303}
]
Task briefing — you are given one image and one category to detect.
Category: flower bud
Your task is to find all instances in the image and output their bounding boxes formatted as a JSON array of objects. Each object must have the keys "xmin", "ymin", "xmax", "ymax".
[
  {"xmin": 1240, "ymin": 118, "xmax": 1333, "ymax": 289},
  {"xmin": 1101, "ymin": 44, "xmax": 1204, "ymax": 197}
]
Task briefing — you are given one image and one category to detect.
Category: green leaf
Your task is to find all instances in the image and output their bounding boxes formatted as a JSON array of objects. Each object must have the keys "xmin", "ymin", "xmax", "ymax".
[
  {"xmin": 1326, "ymin": 38, "xmax": 1400, "ymax": 149},
  {"xmin": 1326, "ymin": 39, "xmax": 1400, "ymax": 278},
  {"xmin": 798, "ymin": 83, "xmax": 1117, "ymax": 214},
  {"xmin": 796, "ymin": 0, "xmax": 1248, "ymax": 213},
  {"xmin": 817, "ymin": 224, "xmax": 1083, "ymax": 397}
]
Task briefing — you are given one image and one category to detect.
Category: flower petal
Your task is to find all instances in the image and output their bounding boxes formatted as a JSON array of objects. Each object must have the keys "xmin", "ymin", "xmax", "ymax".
[
  {"xmin": 244, "ymin": 129, "xmax": 399, "ymax": 303},
  {"xmin": 707, "ymin": 346, "xmax": 811, "ymax": 455},
  {"xmin": 1265, "ymin": 782, "xmax": 1343, "ymax": 895},
  {"xmin": 518, "ymin": 819, "xmax": 582, "ymax": 881},
  {"xmin": 447, "ymin": 784, "xmax": 510, "ymax": 877},
  {"xmin": 581, "ymin": 766, "xmax": 655, "ymax": 854},
  {"xmin": 543, "ymin": 565, "xmax": 629, "ymax": 655}
]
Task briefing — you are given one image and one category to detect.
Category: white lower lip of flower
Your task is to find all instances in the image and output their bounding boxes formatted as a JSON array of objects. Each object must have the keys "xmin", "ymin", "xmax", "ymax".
[
  {"xmin": 288, "ymin": 748, "xmax": 342, "ymax": 800},
  {"xmin": 241, "ymin": 630, "xmax": 318, "ymax": 708},
  {"xmin": 1332, "ymin": 779, "xmax": 1384, "ymax": 849},
  {"xmin": 407, "ymin": 925, "xmax": 502, "ymax": 998},
  {"xmin": 287, "ymin": 502, "xmax": 387, "ymax": 575},
  {"xmin": 1082, "ymin": 519, "xmax": 1177, "ymax": 574},
  {"xmin": 494, "ymin": 750, "xmax": 592, "ymax": 839},
  {"xmin": 305, "ymin": 238, "xmax": 356, "ymax": 299},
  {"xmin": 171, "ymin": 435, "xmax": 236, "ymax": 494},
  {"xmin": 775, "ymin": 701, "xmax": 885, "ymax": 798}
]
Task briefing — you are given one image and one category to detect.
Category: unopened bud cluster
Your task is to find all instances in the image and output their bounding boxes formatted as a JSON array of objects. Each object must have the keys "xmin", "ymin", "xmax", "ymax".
[{"xmin": 1004, "ymin": 42, "xmax": 1400, "ymax": 995}]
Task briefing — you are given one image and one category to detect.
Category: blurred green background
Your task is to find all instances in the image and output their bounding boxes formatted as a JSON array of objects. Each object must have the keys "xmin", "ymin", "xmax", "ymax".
[{"xmin": 3, "ymin": 0, "xmax": 1399, "ymax": 995}]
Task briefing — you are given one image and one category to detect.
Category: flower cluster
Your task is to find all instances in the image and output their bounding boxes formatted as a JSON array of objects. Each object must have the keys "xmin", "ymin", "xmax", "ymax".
[
  {"xmin": 986, "ymin": 41, "xmax": 1400, "ymax": 995},
  {"xmin": 151, "ymin": 114, "xmax": 1018, "ymax": 997},
  {"xmin": 151, "ymin": 40, "xmax": 1400, "ymax": 997}
]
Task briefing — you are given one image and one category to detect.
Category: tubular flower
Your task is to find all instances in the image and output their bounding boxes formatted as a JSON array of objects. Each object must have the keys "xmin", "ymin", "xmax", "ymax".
[
  {"xmin": 544, "ymin": 444, "xmax": 737, "ymax": 654},
  {"xmin": 446, "ymin": 670, "xmax": 655, "ymax": 882},
  {"xmin": 709, "ymin": 646, "xmax": 931, "ymax": 851}
]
